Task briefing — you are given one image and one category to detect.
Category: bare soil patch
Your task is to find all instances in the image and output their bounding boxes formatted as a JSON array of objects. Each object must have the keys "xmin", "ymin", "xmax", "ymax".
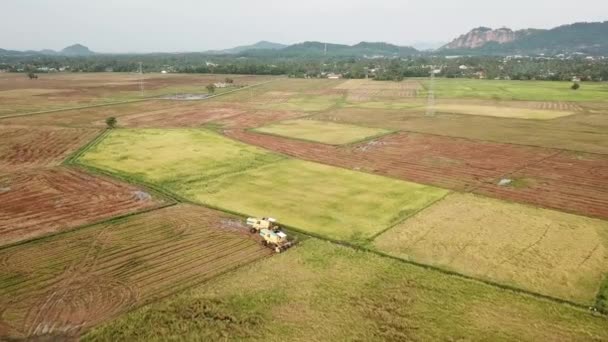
[
  {"xmin": 0, "ymin": 125, "xmax": 101, "ymax": 172},
  {"xmin": 0, "ymin": 167, "xmax": 166, "ymax": 246}
]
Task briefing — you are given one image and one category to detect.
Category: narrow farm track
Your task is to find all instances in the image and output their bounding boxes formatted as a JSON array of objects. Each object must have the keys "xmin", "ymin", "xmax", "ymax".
[
  {"xmin": 224, "ymin": 129, "xmax": 608, "ymax": 220},
  {"xmin": 0, "ymin": 204, "xmax": 271, "ymax": 339},
  {"xmin": 0, "ymin": 125, "xmax": 101, "ymax": 172},
  {"xmin": 0, "ymin": 167, "xmax": 166, "ymax": 246}
]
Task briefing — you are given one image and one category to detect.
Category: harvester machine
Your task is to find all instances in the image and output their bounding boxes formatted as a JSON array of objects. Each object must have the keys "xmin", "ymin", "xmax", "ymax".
[
  {"xmin": 259, "ymin": 228, "xmax": 295, "ymax": 253},
  {"xmin": 246, "ymin": 217, "xmax": 280, "ymax": 233},
  {"xmin": 246, "ymin": 217, "xmax": 295, "ymax": 253}
]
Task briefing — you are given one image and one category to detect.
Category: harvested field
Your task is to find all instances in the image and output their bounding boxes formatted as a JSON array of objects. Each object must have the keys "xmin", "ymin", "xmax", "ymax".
[
  {"xmin": 77, "ymin": 129, "xmax": 284, "ymax": 184},
  {"xmin": 315, "ymin": 107, "xmax": 608, "ymax": 154},
  {"xmin": 375, "ymin": 193, "xmax": 608, "ymax": 304},
  {"xmin": 0, "ymin": 73, "xmax": 273, "ymax": 116},
  {"xmin": 115, "ymin": 105, "xmax": 249, "ymax": 128},
  {"xmin": 0, "ymin": 167, "xmax": 166, "ymax": 246},
  {"xmin": 226, "ymin": 130, "xmax": 555, "ymax": 191},
  {"xmin": 504, "ymin": 101, "xmax": 584, "ymax": 112},
  {"xmin": 253, "ymin": 91, "xmax": 296, "ymax": 104},
  {"xmin": 0, "ymin": 125, "xmax": 101, "ymax": 172},
  {"xmin": 0, "ymin": 100, "xmax": 186, "ymax": 127},
  {"xmin": 258, "ymin": 94, "xmax": 343, "ymax": 112},
  {"xmin": 252, "ymin": 119, "xmax": 392, "ymax": 145},
  {"xmin": 337, "ymin": 79, "xmax": 422, "ymax": 101},
  {"xmin": 476, "ymin": 150, "xmax": 608, "ymax": 220},
  {"xmin": 176, "ymin": 159, "xmax": 448, "ymax": 242},
  {"xmin": 434, "ymin": 104, "xmax": 575, "ymax": 119},
  {"xmin": 424, "ymin": 78, "xmax": 608, "ymax": 102},
  {"xmin": 225, "ymin": 130, "xmax": 608, "ymax": 219},
  {"xmin": 216, "ymin": 109, "xmax": 304, "ymax": 129},
  {"xmin": 84, "ymin": 239, "xmax": 608, "ymax": 341},
  {"xmin": 0, "ymin": 204, "xmax": 271, "ymax": 340}
]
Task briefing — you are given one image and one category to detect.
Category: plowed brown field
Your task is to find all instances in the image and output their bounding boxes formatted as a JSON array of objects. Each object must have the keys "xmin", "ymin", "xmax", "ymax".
[
  {"xmin": 476, "ymin": 151, "xmax": 608, "ymax": 219},
  {"xmin": 0, "ymin": 125, "xmax": 101, "ymax": 172},
  {"xmin": 225, "ymin": 129, "xmax": 608, "ymax": 219},
  {"xmin": 0, "ymin": 167, "xmax": 166, "ymax": 246},
  {"xmin": 0, "ymin": 204, "xmax": 271, "ymax": 340},
  {"xmin": 115, "ymin": 105, "xmax": 249, "ymax": 128}
]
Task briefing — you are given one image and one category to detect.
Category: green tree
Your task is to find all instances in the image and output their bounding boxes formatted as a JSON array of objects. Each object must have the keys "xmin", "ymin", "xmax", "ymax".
[
  {"xmin": 206, "ymin": 84, "xmax": 216, "ymax": 94},
  {"xmin": 571, "ymin": 82, "xmax": 580, "ymax": 90},
  {"xmin": 105, "ymin": 117, "xmax": 117, "ymax": 128}
]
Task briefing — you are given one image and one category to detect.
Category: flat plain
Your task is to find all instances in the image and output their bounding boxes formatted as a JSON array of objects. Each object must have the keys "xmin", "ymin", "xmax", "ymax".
[{"xmin": 1, "ymin": 74, "xmax": 608, "ymax": 340}]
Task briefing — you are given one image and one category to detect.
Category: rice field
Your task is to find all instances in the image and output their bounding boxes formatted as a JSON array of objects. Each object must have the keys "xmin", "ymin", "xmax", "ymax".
[
  {"xmin": 374, "ymin": 193, "xmax": 608, "ymax": 304},
  {"xmin": 252, "ymin": 119, "xmax": 392, "ymax": 144}
]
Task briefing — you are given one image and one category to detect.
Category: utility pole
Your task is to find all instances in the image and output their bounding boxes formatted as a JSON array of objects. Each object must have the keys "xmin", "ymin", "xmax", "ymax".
[
  {"xmin": 139, "ymin": 62, "xmax": 144, "ymax": 97},
  {"xmin": 425, "ymin": 69, "xmax": 436, "ymax": 117}
]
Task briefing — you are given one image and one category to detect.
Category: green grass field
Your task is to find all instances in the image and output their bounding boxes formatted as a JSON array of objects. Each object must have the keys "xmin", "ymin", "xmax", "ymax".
[
  {"xmin": 178, "ymin": 159, "xmax": 448, "ymax": 241},
  {"xmin": 83, "ymin": 239, "xmax": 608, "ymax": 342},
  {"xmin": 78, "ymin": 129, "xmax": 447, "ymax": 242},
  {"xmin": 423, "ymin": 79, "xmax": 608, "ymax": 102},
  {"xmin": 374, "ymin": 193, "xmax": 608, "ymax": 304},
  {"xmin": 77, "ymin": 129, "xmax": 284, "ymax": 186},
  {"xmin": 252, "ymin": 119, "xmax": 392, "ymax": 144}
]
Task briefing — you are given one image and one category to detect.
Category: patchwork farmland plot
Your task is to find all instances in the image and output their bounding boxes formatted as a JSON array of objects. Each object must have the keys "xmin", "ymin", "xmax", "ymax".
[
  {"xmin": 77, "ymin": 129, "xmax": 447, "ymax": 242},
  {"xmin": 179, "ymin": 159, "xmax": 448, "ymax": 241},
  {"xmin": 252, "ymin": 119, "xmax": 392, "ymax": 145},
  {"xmin": 116, "ymin": 104, "xmax": 250, "ymax": 128},
  {"xmin": 422, "ymin": 78, "xmax": 608, "ymax": 102},
  {"xmin": 2, "ymin": 74, "xmax": 608, "ymax": 340},
  {"xmin": 0, "ymin": 204, "xmax": 271, "ymax": 340},
  {"xmin": 226, "ymin": 130, "xmax": 608, "ymax": 219},
  {"xmin": 216, "ymin": 109, "xmax": 304, "ymax": 129},
  {"xmin": 0, "ymin": 167, "xmax": 165, "ymax": 246},
  {"xmin": 77, "ymin": 128, "xmax": 284, "ymax": 184},
  {"xmin": 0, "ymin": 73, "xmax": 272, "ymax": 117},
  {"xmin": 476, "ymin": 150, "xmax": 608, "ymax": 219},
  {"xmin": 315, "ymin": 104, "xmax": 608, "ymax": 154},
  {"xmin": 374, "ymin": 193, "xmax": 608, "ymax": 304},
  {"xmin": 84, "ymin": 240, "xmax": 608, "ymax": 342},
  {"xmin": 433, "ymin": 103, "xmax": 575, "ymax": 119},
  {"xmin": 0, "ymin": 125, "xmax": 101, "ymax": 172}
]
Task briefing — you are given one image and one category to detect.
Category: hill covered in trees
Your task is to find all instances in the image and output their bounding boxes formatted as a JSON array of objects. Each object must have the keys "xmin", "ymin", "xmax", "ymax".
[{"xmin": 441, "ymin": 22, "xmax": 608, "ymax": 55}]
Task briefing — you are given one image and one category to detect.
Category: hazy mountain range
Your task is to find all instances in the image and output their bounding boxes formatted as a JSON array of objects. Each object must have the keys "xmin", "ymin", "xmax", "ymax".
[{"xmin": 2, "ymin": 21, "xmax": 607, "ymax": 58}]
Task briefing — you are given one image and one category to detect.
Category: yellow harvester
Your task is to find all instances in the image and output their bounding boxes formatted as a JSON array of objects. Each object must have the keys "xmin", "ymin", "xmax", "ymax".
[{"xmin": 246, "ymin": 217, "xmax": 295, "ymax": 253}]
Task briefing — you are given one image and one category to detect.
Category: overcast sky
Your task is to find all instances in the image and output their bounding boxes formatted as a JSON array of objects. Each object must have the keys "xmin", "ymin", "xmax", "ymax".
[{"xmin": 1, "ymin": 0, "xmax": 606, "ymax": 52}]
